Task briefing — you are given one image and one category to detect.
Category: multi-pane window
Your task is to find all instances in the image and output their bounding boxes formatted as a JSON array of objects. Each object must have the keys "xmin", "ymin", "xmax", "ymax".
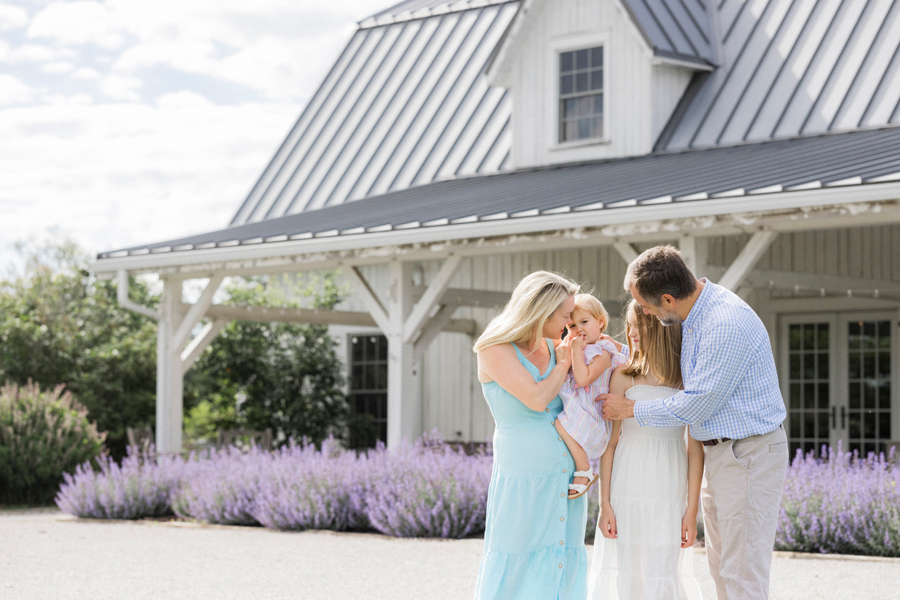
[
  {"xmin": 349, "ymin": 335, "xmax": 388, "ymax": 448},
  {"xmin": 559, "ymin": 46, "xmax": 604, "ymax": 142},
  {"xmin": 847, "ymin": 320, "xmax": 891, "ymax": 456},
  {"xmin": 787, "ymin": 323, "xmax": 831, "ymax": 458}
]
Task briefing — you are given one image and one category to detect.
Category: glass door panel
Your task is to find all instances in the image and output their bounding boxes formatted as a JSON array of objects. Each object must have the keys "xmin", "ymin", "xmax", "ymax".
[
  {"xmin": 846, "ymin": 319, "xmax": 892, "ymax": 456},
  {"xmin": 786, "ymin": 322, "xmax": 831, "ymax": 458}
]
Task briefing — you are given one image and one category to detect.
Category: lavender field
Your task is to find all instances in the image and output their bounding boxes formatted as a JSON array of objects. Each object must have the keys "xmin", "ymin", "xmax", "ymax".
[{"xmin": 55, "ymin": 436, "xmax": 900, "ymax": 556}]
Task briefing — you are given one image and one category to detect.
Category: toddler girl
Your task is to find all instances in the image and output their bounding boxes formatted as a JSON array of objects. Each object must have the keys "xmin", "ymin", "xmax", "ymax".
[{"xmin": 555, "ymin": 294, "xmax": 628, "ymax": 499}]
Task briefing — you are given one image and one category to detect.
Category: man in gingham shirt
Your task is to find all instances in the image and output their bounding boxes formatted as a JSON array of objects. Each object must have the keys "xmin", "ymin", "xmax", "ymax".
[{"xmin": 600, "ymin": 245, "xmax": 788, "ymax": 600}]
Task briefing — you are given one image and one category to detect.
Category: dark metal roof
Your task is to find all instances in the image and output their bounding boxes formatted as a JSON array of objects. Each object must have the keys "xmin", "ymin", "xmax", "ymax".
[
  {"xmin": 662, "ymin": 0, "xmax": 900, "ymax": 149},
  {"xmin": 621, "ymin": 0, "xmax": 717, "ymax": 66},
  {"xmin": 99, "ymin": 127, "xmax": 900, "ymax": 259},
  {"xmin": 230, "ymin": 1, "xmax": 517, "ymax": 226}
]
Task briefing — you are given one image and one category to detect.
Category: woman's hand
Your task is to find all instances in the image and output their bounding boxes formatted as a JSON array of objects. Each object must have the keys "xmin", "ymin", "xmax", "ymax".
[
  {"xmin": 598, "ymin": 504, "xmax": 617, "ymax": 539},
  {"xmin": 555, "ymin": 334, "xmax": 574, "ymax": 367},
  {"xmin": 681, "ymin": 512, "xmax": 697, "ymax": 548}
]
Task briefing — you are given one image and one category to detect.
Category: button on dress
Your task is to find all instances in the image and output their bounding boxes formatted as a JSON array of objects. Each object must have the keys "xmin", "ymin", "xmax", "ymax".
[{"xmin": 474, "ymin": 339, "xmax": 589, "ymax": 600}]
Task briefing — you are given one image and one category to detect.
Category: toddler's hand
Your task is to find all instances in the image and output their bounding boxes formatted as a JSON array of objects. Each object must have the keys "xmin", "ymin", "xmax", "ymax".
[{"xmin": 571, "ymin": 334, "xmax": 586, "ymax": 354}]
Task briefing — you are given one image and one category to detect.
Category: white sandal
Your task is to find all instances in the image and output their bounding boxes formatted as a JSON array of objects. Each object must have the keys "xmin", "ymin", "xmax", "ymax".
[{"xmin": 567, "ymin": 470, "xmax": 599, "ymax": 500}]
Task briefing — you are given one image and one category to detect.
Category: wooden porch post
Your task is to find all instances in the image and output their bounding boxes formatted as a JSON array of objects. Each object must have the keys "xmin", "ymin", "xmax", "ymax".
[
  {"xmin": 386, "ymin": 260, "xmax": 421, "ymax": 447},
  {"xmin": 156, "ymin": 277, "xmax": 185, "ymax": 453}
]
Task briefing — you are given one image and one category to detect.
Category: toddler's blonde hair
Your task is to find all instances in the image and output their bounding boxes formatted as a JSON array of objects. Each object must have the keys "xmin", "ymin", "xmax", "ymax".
[{"xmin": 572, "ymin": 294, "xmax": 609, "ymax": 333}]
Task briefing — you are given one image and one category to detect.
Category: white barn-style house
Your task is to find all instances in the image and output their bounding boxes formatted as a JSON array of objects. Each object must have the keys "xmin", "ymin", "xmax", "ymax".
[{"xmin": 94, "ymin": 0, "xmax": 900, "ymax": 458}]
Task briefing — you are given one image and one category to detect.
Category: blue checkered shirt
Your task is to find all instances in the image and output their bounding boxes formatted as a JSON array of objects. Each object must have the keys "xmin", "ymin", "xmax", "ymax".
[{"xmin": 633, "ymin": 280, "xmax": 786, "ymax": 441}]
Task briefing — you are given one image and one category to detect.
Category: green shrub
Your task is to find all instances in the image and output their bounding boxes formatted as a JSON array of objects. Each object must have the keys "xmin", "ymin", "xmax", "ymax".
[{"xmin": 0, "ymin": 381, "xmax": 105, "ymax": 505}]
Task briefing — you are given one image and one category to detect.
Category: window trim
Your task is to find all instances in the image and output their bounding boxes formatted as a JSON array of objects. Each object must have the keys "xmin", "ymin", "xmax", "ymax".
[{"xmin": 548, "ymin": 32, "xmax": 610, "ymax": 151}]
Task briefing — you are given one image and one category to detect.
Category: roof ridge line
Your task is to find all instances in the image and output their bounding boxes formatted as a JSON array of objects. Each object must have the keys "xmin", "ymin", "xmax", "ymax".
[{"xmin": 358, "ymin": 0, "xmax": 517, "ymax": 29}]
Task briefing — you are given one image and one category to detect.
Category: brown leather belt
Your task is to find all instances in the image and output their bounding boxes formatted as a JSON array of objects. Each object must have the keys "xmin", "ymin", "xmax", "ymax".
[{"xmin": 702, "ymin": 437, "xmax": 731, "ymax": 447}]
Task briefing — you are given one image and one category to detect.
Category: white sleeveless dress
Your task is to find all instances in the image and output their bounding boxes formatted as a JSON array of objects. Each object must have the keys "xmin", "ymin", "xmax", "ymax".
[{"xmin": 587, "ymin": 384, "xmax": 703, "ymax": 600}]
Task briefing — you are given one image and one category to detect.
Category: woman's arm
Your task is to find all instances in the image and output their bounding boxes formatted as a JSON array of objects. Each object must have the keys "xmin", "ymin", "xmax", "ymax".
[
  {"xmin": 681, "ymin": 433, "xmax": 704, "ymax": 548},
  {"xmin": 572, "ymin": 349, "xmax": 612, "ymax": 389},
  {"xmin": 477, "ymin": 337, "xmax": 573, "ymax": 412},
  {"xmin": 597, "ymin": 419, "xmax": 619, "ymax": 540}
]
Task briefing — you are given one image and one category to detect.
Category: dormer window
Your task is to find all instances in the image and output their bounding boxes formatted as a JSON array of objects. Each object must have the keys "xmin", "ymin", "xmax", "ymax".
[{"xmin": 559, "ymin": 46, "xmax": 604, "ymax": 142}]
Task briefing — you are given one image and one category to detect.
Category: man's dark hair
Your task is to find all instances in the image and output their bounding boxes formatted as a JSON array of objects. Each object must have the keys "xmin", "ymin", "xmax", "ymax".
[{"xmin": 625, "ymin": 245, "xmax": 697, "ymax": 305}]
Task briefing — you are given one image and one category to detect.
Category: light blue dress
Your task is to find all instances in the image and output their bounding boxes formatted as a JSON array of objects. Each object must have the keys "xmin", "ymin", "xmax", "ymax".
[{"xmin": 474, "ymin": 339, "xmax": 589, "ymax": 600}]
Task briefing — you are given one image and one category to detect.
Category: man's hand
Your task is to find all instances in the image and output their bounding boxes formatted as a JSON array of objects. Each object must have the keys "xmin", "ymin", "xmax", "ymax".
[{"xmin": 598, "ymin": 392, "xmax": 635, "ymax": 420}]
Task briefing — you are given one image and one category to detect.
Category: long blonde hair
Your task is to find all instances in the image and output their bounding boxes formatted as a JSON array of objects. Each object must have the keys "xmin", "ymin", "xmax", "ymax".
[
  {"xmin": 621, "ymin": 300, "xmax": 682, "ymax": 387},
  {"xmin": 473, "ymin": 271, "xmax": 580, "ymax": 352}
]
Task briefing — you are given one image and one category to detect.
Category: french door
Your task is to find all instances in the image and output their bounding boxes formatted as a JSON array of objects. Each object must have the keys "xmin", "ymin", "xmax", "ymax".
[{"xmin": 781, "ymin": 312, "xmax": 897, "ymax": 458}]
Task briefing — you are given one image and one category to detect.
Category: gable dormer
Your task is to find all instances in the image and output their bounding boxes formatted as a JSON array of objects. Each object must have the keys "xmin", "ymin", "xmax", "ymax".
[{"xmin": 487, "ymin": 0, "xmax": 716, "ymax": 168}]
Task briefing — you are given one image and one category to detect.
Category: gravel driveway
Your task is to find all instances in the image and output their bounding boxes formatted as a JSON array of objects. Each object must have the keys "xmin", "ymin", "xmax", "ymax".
[{"xmin": 1, "ymin": 509, "xmax": 897, "ymax": 600}]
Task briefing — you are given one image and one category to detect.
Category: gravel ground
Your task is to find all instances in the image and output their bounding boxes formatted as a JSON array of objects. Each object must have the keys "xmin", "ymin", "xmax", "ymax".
[{"xmin": 1, "ymin": 509, "xmax": 898, "ymax": 600}]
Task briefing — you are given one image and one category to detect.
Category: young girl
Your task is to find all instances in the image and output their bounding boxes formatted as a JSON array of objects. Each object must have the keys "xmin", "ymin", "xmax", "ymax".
[
  {"xmin": 588, "ymin": 300, "xmax": 703, "ymax": 599},
  {"xmin": 555, "ymin": 294, "xmax": 628, "ymax": 499}
]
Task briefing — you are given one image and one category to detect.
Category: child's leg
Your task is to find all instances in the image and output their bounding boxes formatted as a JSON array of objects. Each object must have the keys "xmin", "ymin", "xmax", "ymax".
[{"xmin": 554, "ymin": 419, "xmax": 592, "ymax": 496}]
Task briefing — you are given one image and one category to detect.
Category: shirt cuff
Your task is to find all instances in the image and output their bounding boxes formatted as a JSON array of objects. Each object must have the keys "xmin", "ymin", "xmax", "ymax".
[{"xmin": 633, "ymin": 399, "xmax": 651, "ymax": 426}]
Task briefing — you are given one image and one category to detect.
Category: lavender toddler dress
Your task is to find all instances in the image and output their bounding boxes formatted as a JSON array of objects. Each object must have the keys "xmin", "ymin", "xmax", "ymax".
[{"xmin": 556, "ymin": 339, "xmax": 628, "ymax": 460}]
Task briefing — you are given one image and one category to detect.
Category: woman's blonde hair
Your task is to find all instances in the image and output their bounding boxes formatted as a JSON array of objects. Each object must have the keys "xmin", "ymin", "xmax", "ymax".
[
  {"xmin": 572, "ymin": 294, "xmax": 609, "ymax": 333},
  {"xmin": 621, "ymin": 299, "xmax": 682, "ymax": 387},
  {"xmin": 473, "ymin": 271, "xmax": 580, "ymax": 352}
]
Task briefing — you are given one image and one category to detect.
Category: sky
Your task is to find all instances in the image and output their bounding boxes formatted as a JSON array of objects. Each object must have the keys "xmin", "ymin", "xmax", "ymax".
[{"xmin": 0, "ymin": 0, "xmax": 397, "ymax": 274}]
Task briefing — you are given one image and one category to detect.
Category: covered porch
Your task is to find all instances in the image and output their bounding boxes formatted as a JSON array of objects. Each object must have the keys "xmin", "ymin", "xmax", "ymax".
[{"xmin": 91, "ymin": 128, "xmax": 900, "ymax": 456}]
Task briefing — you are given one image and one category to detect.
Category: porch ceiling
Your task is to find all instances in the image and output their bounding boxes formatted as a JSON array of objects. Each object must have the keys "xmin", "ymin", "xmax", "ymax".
[{"xmin": 94, "ymin": 127, "xmax": 900, "ymax": 275}]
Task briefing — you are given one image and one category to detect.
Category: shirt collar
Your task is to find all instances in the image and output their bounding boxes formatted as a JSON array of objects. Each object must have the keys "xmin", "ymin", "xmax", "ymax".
[{"xmin": 682, "ymin": 277, "xmax": 712, "ymax": 330}]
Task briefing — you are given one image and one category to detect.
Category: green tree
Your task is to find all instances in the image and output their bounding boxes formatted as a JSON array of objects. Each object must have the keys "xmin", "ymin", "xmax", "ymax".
[
  {"xmin": 0, "ymin": 238, "xmax": 157, "ymax": 459},
  {"xmin": 184, "ymin": 274, "xmax": 350, "ymax": 447}
]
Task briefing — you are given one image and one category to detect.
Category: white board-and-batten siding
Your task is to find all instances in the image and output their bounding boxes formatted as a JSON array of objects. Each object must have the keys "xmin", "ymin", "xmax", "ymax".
[
  {"xmin": 497, "ymin": 0, "xmax": 695, "ymax": 168},
  {"xmin": 329, "ymin": 224, "xmax": 900, "ymax": 443}
]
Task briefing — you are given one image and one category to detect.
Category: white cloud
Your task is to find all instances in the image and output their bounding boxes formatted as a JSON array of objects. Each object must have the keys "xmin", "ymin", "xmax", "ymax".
[
  {"xmin": 99, "ymin": 73, "xmax": 142, "ymax": 101},
  {"xmin": 0, "ymin": 3, "xmax": 29, "ymax": 31},
  {"xmin": 0, "ymin": 74, "xmax": 34, "ymax": 105},
  {"xmin": 71, "ymin": 67, "xmax": 101, "ymax": 80},
  {"xmin": 28, "ymin": 1, "xmax": 125, "ymax": 49},
  {"xmin": 41, "ymin": 60, "xmax": 75, "ymax": 73},
  {"xmin": 6, "ymin": 43, "xmax": 57, "ymax": 63},
  {"xmin": 0, "ymin": 99, "xmax": 298, "ymax": 260}
]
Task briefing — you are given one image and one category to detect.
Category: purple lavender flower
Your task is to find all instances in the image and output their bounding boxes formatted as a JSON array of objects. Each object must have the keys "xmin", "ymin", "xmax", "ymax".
[{"xmin": 55, "ymin": 448, "xmax": 183, "ymax": 520}]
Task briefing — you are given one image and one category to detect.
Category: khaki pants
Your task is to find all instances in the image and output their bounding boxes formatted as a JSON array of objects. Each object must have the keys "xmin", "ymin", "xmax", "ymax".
[{"xmin": 701, "ymin": 425, "xmax": 788, "ymax": 599}]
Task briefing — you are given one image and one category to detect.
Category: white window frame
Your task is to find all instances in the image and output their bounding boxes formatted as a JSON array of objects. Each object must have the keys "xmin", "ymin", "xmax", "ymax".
[{"xmin": 547, "ymin": 32, "xmax": 610, "ymax": 151}]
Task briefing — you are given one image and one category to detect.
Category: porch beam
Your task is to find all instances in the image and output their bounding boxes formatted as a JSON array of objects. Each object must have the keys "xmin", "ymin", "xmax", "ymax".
[
  {"xmin": 116, "ymin": 270, "xmax": 160, "ymax": 319},
  {"xmin": 181, "ymin": 318, "xmax": 228, "ymax": 375},
  {"xmin": 172, "ymin": 275, "xmax": 224, "ymax": 349},
  {"xmin": 717, "ymin": 231, "xmax": 777, "ymax": 291},
  {"xmin": 679, "ymin": 235, "xmax": 708, "ymax": 276},
  {"xmin": 613, "ymin": 242, "xmax": 639, "ymax": 264},
  {"xmin": 342, "ymin": 266, "xmax": 391, "ymax": 332},
  {"xmin": 203, "ymin": 303, "xmax": 476, "ymax": 333},
  {"xmin": 414, "ymin": 304, "xmax": 459, "ymax": 361},
  {"xmin": 705, "ymin": 266, "xmax": 900, "ymax": 296},
  {"xmin": 403, "ymin": 256, "xmax": 461, "ymax": 343}
]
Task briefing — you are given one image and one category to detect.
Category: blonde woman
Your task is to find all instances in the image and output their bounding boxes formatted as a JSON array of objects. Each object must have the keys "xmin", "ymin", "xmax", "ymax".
[
  {"xmin": 473, "ymin": 271, "xmax": 588, "ymax": 600},
  {"xmin": 589, "ymin": 301, "xmax": 703, "ymax": 599}
]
